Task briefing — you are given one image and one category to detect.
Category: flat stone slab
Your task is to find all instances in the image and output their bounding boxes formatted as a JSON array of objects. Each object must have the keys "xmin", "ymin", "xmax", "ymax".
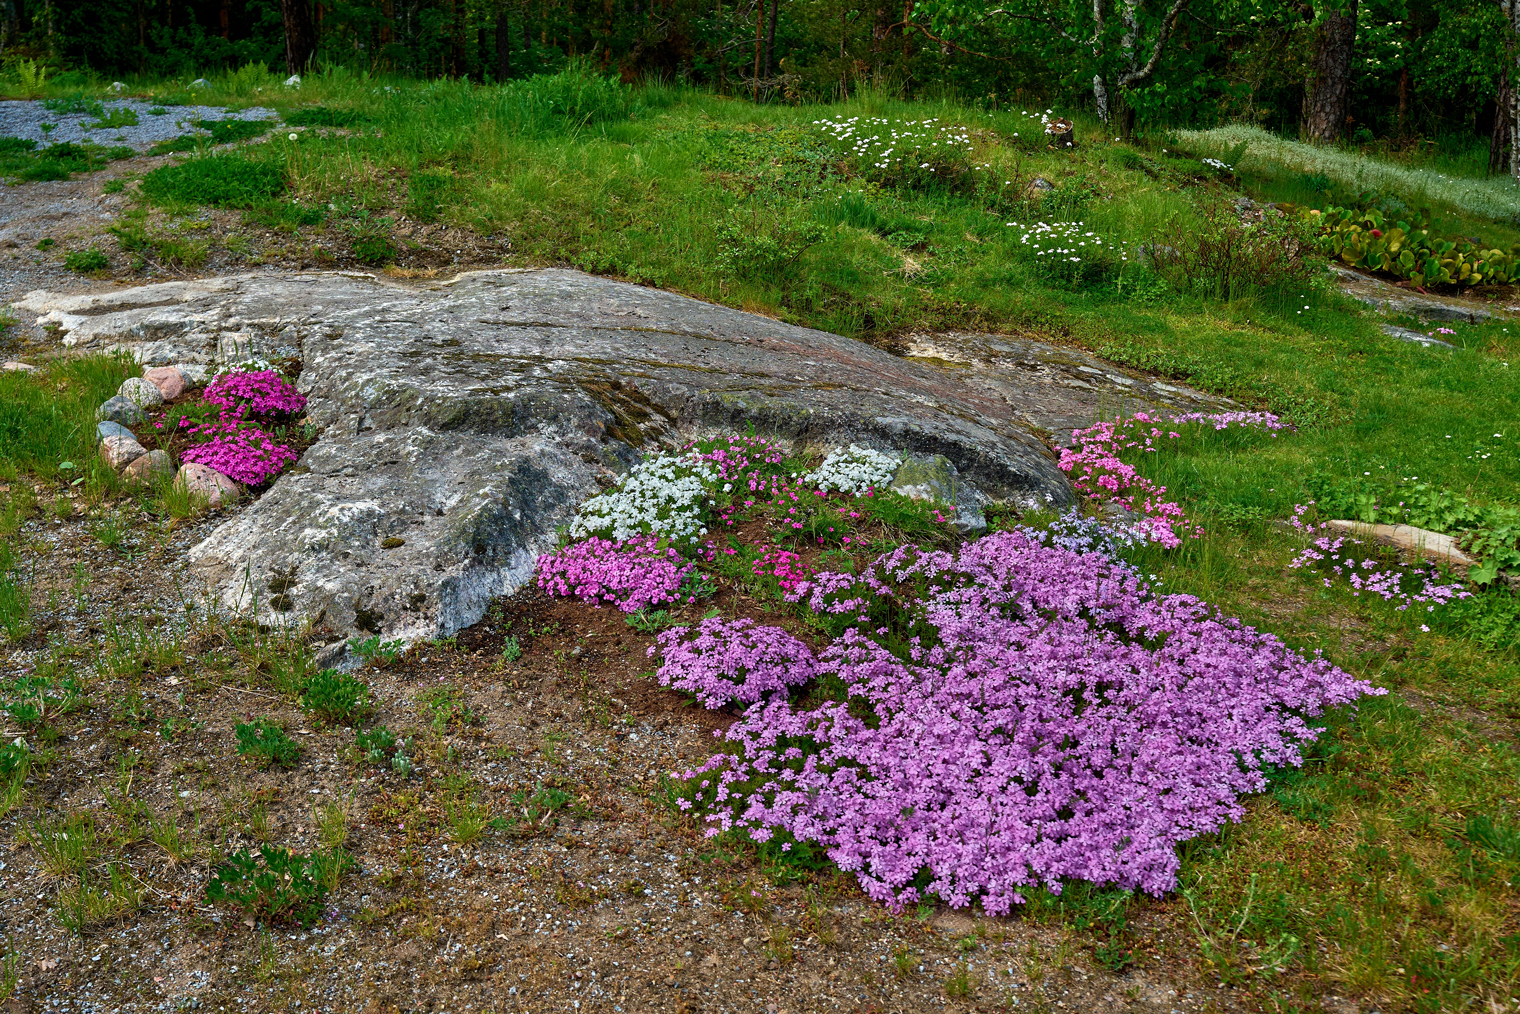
[
  {"xmin": 899, "ymin": 330, "xmax": 1239, "ymax": 444},
  {"xmin": 1328, "ymin": 263, "xmax": 1509, "ymax": 325},
  {"xmin": 16, "ymin": 269, "xmax": 1128, "ymax": 641},
  {"xmin": 1324, "ymin": 519, "xmax": 1476, "ymax": 567},
  {"xmin": 1380, "ymin": 324, "xmax": 1454, "ymax": 348}
]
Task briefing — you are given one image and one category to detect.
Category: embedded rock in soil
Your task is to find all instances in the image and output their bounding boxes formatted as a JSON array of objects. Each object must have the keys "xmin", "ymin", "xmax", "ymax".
[
  {"xmin": 99, "ymin": 434, "xmax": 146, "ymax": 470},
  {"xmin": 118, "ymin": 375, "xmax": 165, "ymax": 408},
  {"xmin": 890, "ymin": 453, "xmax": 988, "ymax": 535},
  {"xmin": 96, "ymin": 395, "xmax": 145, "ymax": 426},
  {"xmin": 15, "ymin": 268, "xmax": 1100, "ymax": 641},
  {"xmin": 175, "ymin": 463, "xmax": 243, "ymax": 508},
  {"xmin": 144, "ymin": 365, "xmax": 188, "ymax": 400},
  {"xmin": 1328, "ymin": 263, "xmax": 1507, "ymax": 325},
  {"xmin": 123, "ymin": 448, "xmax": 173, "ymax": 484}
]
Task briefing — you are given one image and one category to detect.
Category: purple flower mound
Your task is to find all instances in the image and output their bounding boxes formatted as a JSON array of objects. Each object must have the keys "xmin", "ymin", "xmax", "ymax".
[
  {"xmin": 204, "ymin": 369, "xmax": 307, "ymax": 416},
  {"xmin": 536, "ymin": 536, "xmax": 693, "ymax": 613},
  {"xmin": 652, "ymin": 618, "xmax": 818, "ymax": 709},
  {"xmin": 684, "ymin": 530, "xmax": 1384, "ymax": 914}
]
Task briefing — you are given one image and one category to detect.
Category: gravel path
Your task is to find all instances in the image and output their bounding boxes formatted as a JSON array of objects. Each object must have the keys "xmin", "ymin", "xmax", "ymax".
[{"xmin": 0, "ymin": 99, "xmax": 278, "ymax": 151}]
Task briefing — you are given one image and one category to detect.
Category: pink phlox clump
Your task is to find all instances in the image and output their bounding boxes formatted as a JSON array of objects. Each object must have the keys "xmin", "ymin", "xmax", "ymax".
[
  {"xmin": 1288, "ymin": 528, "xmax": 1469, "ymax": 616},
  {"xmin": 751, "ymin": 546, "xmax": 815, "ymax": 594},
  {"xmin": 651, "ymin": 618, "xmax": 817, "ymax": 708},
  {"xmin": 685, "ymin": 530, "xmax": 1383, "ymax": 914},
  {"xmin": 204, "ymin": 369, "xmax": 307, "ymax": 416},
  {"xmin": 1059, "ymin": 412, "xmax": 1290, "ymax": 547},
  {"xmin": 178, "ymin": 416, "xmax": 297, "ymax": 485},
  {"xmin": 536, "ymin": 536, "xmax": 694, "ymax": 613}
]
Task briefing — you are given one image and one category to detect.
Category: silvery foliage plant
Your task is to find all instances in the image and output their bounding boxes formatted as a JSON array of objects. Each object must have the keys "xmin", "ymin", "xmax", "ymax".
[{"xmin": 804, "ymin": 444, "xmax": 900, "ymax": 495}]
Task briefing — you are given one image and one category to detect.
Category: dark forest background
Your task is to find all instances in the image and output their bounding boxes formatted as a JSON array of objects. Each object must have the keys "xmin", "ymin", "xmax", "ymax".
[{"xmin": 0, "ymin": 0, "xmax": 1514, "ymax": 152}]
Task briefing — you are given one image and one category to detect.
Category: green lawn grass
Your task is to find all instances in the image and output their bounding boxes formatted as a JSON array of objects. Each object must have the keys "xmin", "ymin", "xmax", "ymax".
[{"xmin": 3, "ymin": 65, "xmax": 1520, "ymax": 1011}]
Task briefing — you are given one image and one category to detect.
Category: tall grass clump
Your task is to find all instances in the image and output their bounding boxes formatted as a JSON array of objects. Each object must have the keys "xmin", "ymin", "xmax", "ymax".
[
  {"xmin": 140, "ymin": 154, "xmax": 285, "ymax": 208},
  {"xmin": 1180, "ymin": 124, "xmax": 1520, "ymax": 223},
  {"xmin": 0, "ymin": 355, "xmax": 135, "ymax": 479}
]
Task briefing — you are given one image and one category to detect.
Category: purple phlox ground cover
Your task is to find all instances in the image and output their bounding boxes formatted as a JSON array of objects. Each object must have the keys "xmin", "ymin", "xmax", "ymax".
[
  {"xmin": 535, "ymin": 536, "xmax": 695, "ymax": 613},
  {"xmin": 537, "ymin": 429, "xmax": 1389, "ymax": 916},
  {"xmin": 1286, "ymin": 503, "xmax": 1469, "ymax": 629},
  {"xmin": 673, "ymin": 530, "xmax": 1383, "ymax": 913},
  {"xmin": 177, "ymin": 414, "xmax": 298, "ymax": 485},
  {"xmin": 651, "ymin": 618, "xmax": 817, "ymax": 708},
  {"xmin": 1059, "ymin": 411, "xmax": 1289, "ymax": 547}
]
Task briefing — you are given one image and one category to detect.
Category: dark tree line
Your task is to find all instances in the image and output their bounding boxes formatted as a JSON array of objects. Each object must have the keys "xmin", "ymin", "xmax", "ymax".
[{"xmin": 1, "ymin": 0, "xmax": 1516, "ymax": 162}]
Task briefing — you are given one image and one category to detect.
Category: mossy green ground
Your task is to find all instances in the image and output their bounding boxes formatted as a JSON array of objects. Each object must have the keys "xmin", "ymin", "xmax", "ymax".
[{"xmin": 3, "ymin": 67, "xmax": 1520, "ymax": 1012}]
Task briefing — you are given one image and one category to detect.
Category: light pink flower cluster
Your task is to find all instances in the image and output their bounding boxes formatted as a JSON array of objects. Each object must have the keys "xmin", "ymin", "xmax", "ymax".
[
  {"xmin": 650, "ymin": 618, "xmax": 817, "ymax": 709},
  {"xmin": 1058, "ymin": 411, "xmax": 1290, "ymax": 547},
  {"xmin": 204, "ymin": 369, "xmax": 307, "ymax": 416},
  {"xmin": 536, "ymin": 536, "xmax": 694, "ymax": 613},
  {"xmin": 676, "ymin": 530, "xmax": 1383, "ymax": 913},
  {"xmin": 1286, "ymin": 505, "xmax": 1469, "ymax": 623},
  {"xmin": 178, "ymin": 417, "xmax": 298, "ymax": 485}
]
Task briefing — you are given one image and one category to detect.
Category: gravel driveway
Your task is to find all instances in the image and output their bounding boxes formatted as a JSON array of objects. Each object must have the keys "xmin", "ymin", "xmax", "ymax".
[{"xmin": 0, "ymin": 98, "xmax": 278, "ymax": 151}]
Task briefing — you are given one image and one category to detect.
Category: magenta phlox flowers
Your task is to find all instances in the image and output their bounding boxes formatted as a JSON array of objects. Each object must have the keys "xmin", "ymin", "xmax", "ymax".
[
  {"xmin": 178, "ymin": 417, "xmax": 298, "ymax": 485},
  {"xmin": 682, "ymin": 530, "xmax": 1382, "ymax": 913},
  {"xmin": 536, "ymin": 536, "xmax": 694, "ymax": 613},
  {"xmin": 204, "ymin": 369, "xmax": 307, "ymax": 416},
  {"xmin": 1059, "ymin": 411, "xmax": 1290, "ymax": 547},
  {"xmin": 650, "ymin": 618, "xmax": 818, "ymax": 708}
]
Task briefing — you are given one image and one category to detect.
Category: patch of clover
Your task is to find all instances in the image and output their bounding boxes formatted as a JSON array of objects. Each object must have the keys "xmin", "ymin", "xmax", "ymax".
[{"xmin": 804, "ymin": 444, "xmax": 900, "ymax": 496}]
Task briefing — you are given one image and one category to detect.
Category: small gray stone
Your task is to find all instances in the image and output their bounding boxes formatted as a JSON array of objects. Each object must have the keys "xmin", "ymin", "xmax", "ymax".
[
  {"xmin": 96, "ymin": 420, "xmax": 136, "ymax": 442},
  {"xmin": 118, "ymin": 376, "xmax": 165, "ymax": 408},
  {"xmin": 174, "ymin": 363, "xmax": 210, "ymax": 384},
  {"xmin": 1380, "ymin": 324, "xmax": 1453, "ymax": 348},
  {"xmin": 96, "ymin": 396, "xmax": 145, "ymax": 426},
  {"xmin": 2, "ymin": 361, "xmax": 38, "ymax": 372},
  {"xmin": 891, "ymin": 453, "xmax": 988, "ymax": 536},
  {"xmin": 313, "ymin": 641, "xmax": 347, "ymax": 668}
]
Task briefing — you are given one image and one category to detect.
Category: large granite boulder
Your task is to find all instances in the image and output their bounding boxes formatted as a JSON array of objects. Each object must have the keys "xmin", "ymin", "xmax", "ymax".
[{"xmin": 15, "ymin": 269, "xmax": 1100, "ymax": 641}]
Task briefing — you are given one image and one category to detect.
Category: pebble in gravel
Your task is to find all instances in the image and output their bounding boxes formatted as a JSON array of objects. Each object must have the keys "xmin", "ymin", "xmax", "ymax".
[
  {"xmin": 2, "ymin": 360, "xmax": 37, "ymax": 371},
  {"xmin": 0, "ymin": 99, "xmax": 279, "ymax": 152}
]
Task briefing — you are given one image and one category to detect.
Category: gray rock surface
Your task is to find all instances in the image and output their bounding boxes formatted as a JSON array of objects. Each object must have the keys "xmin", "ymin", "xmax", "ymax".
[
  {"xmin": 96, "ymin": 420, "xmax": 136, "ymax": 441},
  {"xmin": 118, "ymin": 375, "xmax": 164, "ymax": 408},
  {"xmin": 1328, "ymin": 263, "xmax": 1507, "ymax": 325},
  {"xmin": 16, "ymin": 268, "xmax": 1113, "ymax": 642},
  {"xmin": 898, "ymin": 331, "xmax": 1239, "ymax": 445},
  {"xmin": 1380, "ymin": 324, "xmax": 1454, "ymax": 348},
  {"xmin": 95, "ymin": 395, "xmax": 145, "ymax": 426},
  {"xmin": 890, "ymin": 453, "xmax": 988, "ymax": 535}
]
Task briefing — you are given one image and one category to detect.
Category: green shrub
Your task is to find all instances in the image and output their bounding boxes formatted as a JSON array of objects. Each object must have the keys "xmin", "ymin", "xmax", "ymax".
[
  {"xmin": 63, "ymin": 249, "xmax": 109, "ymax": 273},
  {"xmin": 1150, "ymin": 196, "xmax": 1315, "ymax": 299},
  {"xmin": 139, "ymin": 154, "xmax": 285, "ymax": 208},
  {"xmin": 20, "ymin": 162, "xmax": 71, "ymax": 182},
  {"xmin": 284, "ymin": 107, "xmax": 371, "ymax": 128},
  {"xmin": 234, "ymin": 718, "xmax": 301, "ymax": 769},
  {"xmin": 206, "ymin": 845, "xmax": 349, "ymax": 926},
  {"xmin": 406, "ymin": 171, "xmax": 449, "ymax": 223},
  {"xmin": 297, "ymin": 669, "xmax": 372, "ymax": 726},
  {"xmin": 245, "ymin": 200, "xmax": 326, "ymax": 231},
  {"xmin": 354, "ymin": 725, "xmax": 414, "ymax": 775},
  {"xmin": 197, "ymin": 118, "xmax": 273, "ymax": 145},
  {"xmin": 352, "ymin": 235, "xmax": 396, "ymax": 266},
  {"xmin": 0, "ymin": 137, "xmax": 38, "ymax": 155},
  {"xmin": 0, "ymin": 673, "xmax": 84, "ymax": 725},
  {"xmin": 1305, "ymin": 204, "xmax": 1519, "ymax": 287}
]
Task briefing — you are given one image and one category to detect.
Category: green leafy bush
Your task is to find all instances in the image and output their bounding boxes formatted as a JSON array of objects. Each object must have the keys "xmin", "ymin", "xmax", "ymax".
[
  {"xmin": 139, "ymin": 154, "xmax": 285, "ymax": 208},
  {"xmin": 0, "ymin": 673, "xmax": 85, "ymax": 725},
  {"xmin": 234, "ymin": 718, "xmax": 301, "ymax": 768},
  {"xmin": 1150, "ymin": 196, "xmax": 1315, "ymax": 299},
  {"xmin": 63, "ymin": 249, "xmax": 109, "ymax": 273},
  {"xmin": 715, "ymin": 218, "xmax": 825, "ymax": 279},
  {"xmin": 206, "ymin": 845, "xmax": 349, "ymax": 925},
  {"xmin": 297, "ymin": 669, "xmax": 372, "ymax": 726},
  {"xmin": 1305, "ymin": 205, "xmax": 1519, "ymax": 287},
  {"xmin": 0, "ymin": 137, "xmax": 38, "ymax": 155},
  {"xmin": 245, "ymin": 200, "xmax": 325, "ymax": 232}
]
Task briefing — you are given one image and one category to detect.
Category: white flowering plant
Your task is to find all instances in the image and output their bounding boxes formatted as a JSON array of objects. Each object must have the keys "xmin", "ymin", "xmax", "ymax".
[
  {"xmin": 1006, "ymin": 219, "xmax": 1126, "ymax": 288},
  {"xmin": 804, "ymin": 444, "xmax": 900, "ymax": 495}
]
